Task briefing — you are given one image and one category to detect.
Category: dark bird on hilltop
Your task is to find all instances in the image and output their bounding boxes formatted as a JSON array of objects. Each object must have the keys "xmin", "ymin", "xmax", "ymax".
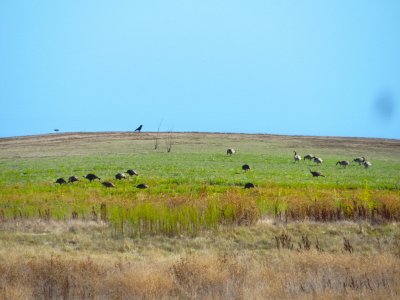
[
  {"xmin": 134, "ymin": 125, "xmax": 143, "ymax": 133},
  {"xmin": 136, "ymin": 183, "xmax": 149, "ymax": 189},
  {"xmin": 126, "ymin": 169, "xmax": 138, "ymax": 176},
  {"xmin": 115, "ymin": 173, "xmax": 127, "ymax": 180},
  {"xmin": 68, "ymin": 176, "xmax": 79, "ymax": 183},
  {"xmin": 336, "ymin": 160, "xmax": 350, "ymax": 167},
  {"xmin": 84, "ymin": 174, "xmax": 101, "ymax": 182},
  {"xmin": 310, "ymin": 170, "xmax": 325, "ymax": 177},
  {"xmin": 244, "ymin": 182, "xmax": 255, "ymax": 189},
  {"xmin": 102, "ymin": 181, "xmax": 115, "ymax": 188},
  {"xmin": 55, "ymin": 178, "xmax": 67, "ymax": 184},
  {"xmin": 242, "ymin": 164, "xmax": 251, "ymax": 172}
]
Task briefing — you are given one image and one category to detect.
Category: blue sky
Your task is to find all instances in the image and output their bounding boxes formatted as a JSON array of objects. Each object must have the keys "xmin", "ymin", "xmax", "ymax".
[{"xmin": 1, "ymin": 1, "xmax": 399, "ymax": 138}]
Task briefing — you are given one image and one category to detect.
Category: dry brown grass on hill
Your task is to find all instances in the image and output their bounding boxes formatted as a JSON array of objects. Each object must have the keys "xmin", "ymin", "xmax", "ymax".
[{"xmin": 1, "ymin": 131, "xmax": 399, "ymax": 158}]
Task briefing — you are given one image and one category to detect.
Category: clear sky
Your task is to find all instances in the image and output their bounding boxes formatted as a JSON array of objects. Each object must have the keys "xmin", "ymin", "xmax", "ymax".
[{"xmin": 1, "ymin": 1, "xmax": 399, "ymax": 139}]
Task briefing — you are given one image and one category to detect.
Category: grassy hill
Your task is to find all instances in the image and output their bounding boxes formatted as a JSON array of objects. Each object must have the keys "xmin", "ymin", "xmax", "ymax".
[
  {"xmin": 1, "ymin": 131, "xmax": 399, "ymax": 187},
  {"xmin": 0, "ymin": 132, "xmax": 399, "ymax": 299}
]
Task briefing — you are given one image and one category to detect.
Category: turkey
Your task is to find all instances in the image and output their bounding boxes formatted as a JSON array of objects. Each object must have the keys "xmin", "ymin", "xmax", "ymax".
[
  {"xmin": 242, "ymin": 164, "xmax": 251, "ymax": 172},
  {"xmin": 102, "ymin": 181, "xmax": 115, "ymax": 188},
  {"xmin": 84, "ymin": 174, "xmax": 101, "ymax": 182},
  {"xmin": 310, "ymin": 170, "xmax": 325, "ymax": 177},
  {"xmin": 55, "ymin": 178, "xmax": 67, "ymax": 184},
  {"xmin": 136, "ymin": 183, "xmax": 149, "ymax": 189},
  {"xmin": 68, "ymin": 176, "xmax": 79, "ymax": 183},
  {"xmin": 244, "ymin": 182, "xmax": 255, "ymax": 189}
]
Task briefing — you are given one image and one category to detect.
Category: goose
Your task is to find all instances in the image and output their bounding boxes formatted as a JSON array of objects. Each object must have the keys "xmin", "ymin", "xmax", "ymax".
[
  {"xmin": 353, "ymin": 157, "xmax": 366, "ymax": 165},
  {"xmin": 304, "ymin": 154, "xmax": 314, "ymax": 161},
  {"xmin": 227, "ymin": 148, "xmax": 235, "ymax": 155},
  {"xmin": 336, "ymin": 160, "xmax": 350, "ymax": 167},
  {"xmin": 363, "ymin": 161, "xmax": 372, "ymax": 168},
  {"xmin": 126, "ymin": 169, "xmax": 138, "ymax": 176},
  {"xmin": 313, "ymin": 157, "xmax": 323, "ymax": 164},
  {"xmin": 294, "ymin": 151, "xmax": 301, "ymax": 163},
  {"xmin": 115, "ymin": 173, "xmax": 127, "ymax": 180}
]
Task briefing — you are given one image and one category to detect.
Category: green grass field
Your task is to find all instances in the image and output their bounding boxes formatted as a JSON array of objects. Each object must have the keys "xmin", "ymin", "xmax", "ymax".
[
  {"xmin": 1, "ymin": 132, "xmax": 399, "ymax": 235},
  {"xmin": 1, "ymin": 132, "xmax": 400, "ymax": 298},
  {"xmin": 1, "ymin": 132, "xmax": 399, "ymax": 188}
]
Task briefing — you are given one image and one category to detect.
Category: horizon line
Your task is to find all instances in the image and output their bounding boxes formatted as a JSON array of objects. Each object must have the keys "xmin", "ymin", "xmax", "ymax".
[{"xmin": 0, "ymin": 130, "xmax": 399, "ymax": 142}]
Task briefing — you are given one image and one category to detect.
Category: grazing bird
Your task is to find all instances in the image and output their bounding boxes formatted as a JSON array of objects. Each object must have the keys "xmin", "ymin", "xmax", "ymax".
[
  {"xmin": 304, "ymin": 154, "xmax": 314, "ymax": 161},
  {"xmin": 227, "ymin": 148, "xmax": 236, "ymax": 155},
  {"xmin": 102, "ymin": 181, "xmax": 115, "ymax": 188},
  {"xmin": 68, "ymin": 175, "xmax": 79, "ymax": 183},
  {"xmin": 136, "ymin": 183, "xmax": 149, "ymax": 189},
  {"xmin": 134, "ymin": 125, "xmax": 143, "ymax": 133},
  {"xmin": 115, "ymin": 173, "xmax": 127, "ymax": 180},
  {"xmin": 55, "ymin": 178, "xmax": 67, "ymax": 184},
  {"xmin": 363, "ymin": 161, "xmax": 372, "ymax": 168},
  {"xmin": 242, "ymin": 164, "xmax": 251, "ymax": 172},
  {"xmin": 313, "ymin": 157, "xmax": 323, "ymax": 164},
  {"xmin": 294, "ymin": 151, "xmax": 302, "ymax": 163},
  {"xmin": 126, "ymin": 169, "xmax": 138, "ymax": 176},
  {"xmin": 84, "ymin": 173, "xmax": 101, "ymax": 182},
  {"xmin": 336, "ymin": 160, "xmax": 350, "ymax": 167},
  {"xmin": 244, "ymin": 182, "xmax": 255, "ymax": 189},
  {"xmin": 353, "ymin": 157, "xmax": 366, "ymax": 165},
  {"xmin": 310, "ymin": 170, "xmax": 325, "ymax": 177}
]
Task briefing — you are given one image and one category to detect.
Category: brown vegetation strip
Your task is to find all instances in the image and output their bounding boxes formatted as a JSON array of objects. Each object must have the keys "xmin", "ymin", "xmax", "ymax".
[{"xmin": 1, "ymin": 251, "xmax": 399, "ymax": 299}]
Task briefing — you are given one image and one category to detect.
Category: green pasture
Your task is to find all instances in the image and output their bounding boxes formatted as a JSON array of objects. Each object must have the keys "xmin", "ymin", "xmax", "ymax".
[
  {"xmin": 0, "ymin": 132, "xmax": 399, "ymax": 235},
  {"xmin": 1, "ymin": 148, "xmax": 399, "ymax": 189}
]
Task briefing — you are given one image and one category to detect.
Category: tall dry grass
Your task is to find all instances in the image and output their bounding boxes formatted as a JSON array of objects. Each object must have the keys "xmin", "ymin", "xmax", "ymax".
[{"xmin": 1, "ymin": 250, "xmax": 399, "ymax": 299}]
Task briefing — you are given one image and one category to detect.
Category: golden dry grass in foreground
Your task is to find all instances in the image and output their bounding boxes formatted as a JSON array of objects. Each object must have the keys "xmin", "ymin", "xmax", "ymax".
[
  {"xmin": 0, "ymin": 252, "xmax": 400, "ymax": 299},
  {"xmin": 0, "ymin": 219, "xmax": 399, "ymax": 299},
  {"xmin": 1, "ymin": 244, "xmax": 399, "ymax": 299}
]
